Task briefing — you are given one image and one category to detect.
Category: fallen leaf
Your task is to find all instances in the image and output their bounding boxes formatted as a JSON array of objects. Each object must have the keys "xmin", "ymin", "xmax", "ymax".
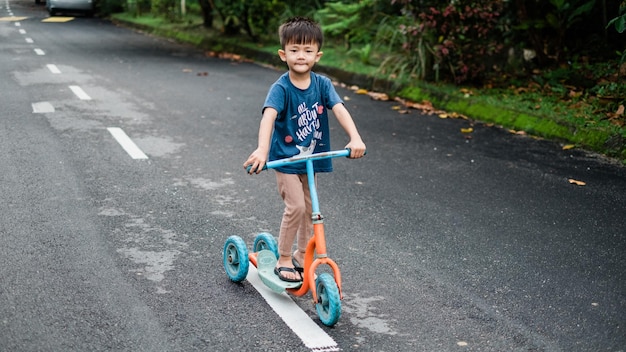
[
  {"xmin": 367, "ymin": 92, "xmax": 389, "ymax": 101},
  {"xmin": 562, "ymin": 144, "xmax": 576, "ymax": 150},
  {"xmin": 343, "ymin": 96, "xmax": 351, "ymax": 101},
  {"xmin": 355, "ymin": 88, "xmax": 368, "ymax": 95},
  {"xmin": 439, "ymin": 113, "xmax": 448, "ymax": 119},
  {"xmin": 616, "ymin": 105, "xmax": 625, "ymax": 116},
  {"xmin": 182, "ymin": 68, "xmax": 193, "ymax": 73},
  {"xmin": 568, "ymin": 179, "xmax": 586, "ymax": 186},
  {"xmin": 461, "ymin": 127, "xmax": 474, "ymax": 134},
  {"xmin": 457, "ymin": 341, "xmax": 468, "ymax": 347},
  {"xmin": 569, "ymin": 90, "xmax": 582, "ymax": 98},
  {"xmin": 391, "ymin": 105, "xmax": 402, "ymax": 110}
]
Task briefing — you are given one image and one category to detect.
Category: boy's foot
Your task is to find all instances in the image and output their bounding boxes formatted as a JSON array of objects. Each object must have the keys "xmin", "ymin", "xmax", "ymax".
[
  {"xmin": 292, "ymin": 257, "xmax": 303, "ymax": 273},
  {"xmin": 274, "ymin": 255, "xmax": 302, "ymax": 282},
  {"xmin": 292, "ymin": 250, "xmax": 304, "ymax": 273},
  {"xmin": 274, "ymin": 267, "xmax": 302, "ymax": 282}
]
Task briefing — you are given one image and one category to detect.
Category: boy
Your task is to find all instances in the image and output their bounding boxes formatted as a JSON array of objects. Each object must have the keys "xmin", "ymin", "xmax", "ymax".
[{"xmin": 243, "ymin": 17, "xmax": 366, "ymax": 282}]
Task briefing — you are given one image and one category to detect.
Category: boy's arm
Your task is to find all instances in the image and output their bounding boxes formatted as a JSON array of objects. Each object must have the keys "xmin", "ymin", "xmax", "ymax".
[
  {"xmin": 332, "ymin": 103, "xmax": 366, "ymax": 158},
  {"xmin": 244, "ymin": 108, "xmax": 278, "ymax": 174}
]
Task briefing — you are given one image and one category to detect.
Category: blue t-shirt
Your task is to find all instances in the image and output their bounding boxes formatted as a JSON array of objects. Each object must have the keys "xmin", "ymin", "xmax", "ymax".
[{"xmin": 263, "ymin": 72, "xmax": 343, "ymax": 174}]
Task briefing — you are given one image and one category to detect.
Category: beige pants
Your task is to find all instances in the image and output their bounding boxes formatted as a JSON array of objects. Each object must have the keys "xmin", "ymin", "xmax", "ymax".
[{"xmin": 275, "ymin": 171, "xmax": 315, "ymax": 257}]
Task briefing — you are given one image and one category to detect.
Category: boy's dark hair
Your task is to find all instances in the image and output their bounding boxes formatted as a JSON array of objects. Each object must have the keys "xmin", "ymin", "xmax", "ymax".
[{"xmin": 278, "ymin": 17, "xmax": 323, "ymax": 50}]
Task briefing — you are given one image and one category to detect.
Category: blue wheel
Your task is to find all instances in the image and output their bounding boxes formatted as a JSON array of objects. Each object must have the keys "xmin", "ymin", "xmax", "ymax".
[
  {"xmin": 253, "ymin": 232, "xmax": 279, "ymax": 258},
  {"xmin": 223, "ymin": 236, "xmax": 249, "ymax": 282},
  {"xmin": 315, "ymin": 273, "xmax": 341, "ymax": 326}
]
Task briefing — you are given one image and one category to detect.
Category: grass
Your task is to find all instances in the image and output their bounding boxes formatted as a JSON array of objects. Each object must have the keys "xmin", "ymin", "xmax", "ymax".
[{"xmin": 110, "ymin": 12, "xmax": 626, "ymax": 163}]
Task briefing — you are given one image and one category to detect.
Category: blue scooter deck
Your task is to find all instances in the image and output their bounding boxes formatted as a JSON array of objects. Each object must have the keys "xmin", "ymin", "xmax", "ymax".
[{"xmin": 256, "ymin": 250, "xmax": 302, "ymax": 293}]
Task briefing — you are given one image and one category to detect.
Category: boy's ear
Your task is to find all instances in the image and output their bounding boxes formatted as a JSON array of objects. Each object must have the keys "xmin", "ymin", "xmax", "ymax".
[
  {"xmin": 278, "ymin": 49, "xmax": 287, "ymax": 62},
  {"xmin": 316, "ymin": 51, "xmax": 323, "ymax": 62}
]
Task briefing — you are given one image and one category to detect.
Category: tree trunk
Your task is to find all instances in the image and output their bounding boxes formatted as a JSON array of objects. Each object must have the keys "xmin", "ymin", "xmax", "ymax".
[{"xmin": 197, "ymin": 0, "xmax": 214, "ymax": 28}]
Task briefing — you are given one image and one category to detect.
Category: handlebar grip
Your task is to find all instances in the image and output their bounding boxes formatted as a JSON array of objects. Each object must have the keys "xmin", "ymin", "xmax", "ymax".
[
  {"xmin": 246, "ymin": 164, "xmax": 267, "ymax": 173},
  {"xmin": 345, "ymin": 148, "xmax": 367, "ymax": 157}
]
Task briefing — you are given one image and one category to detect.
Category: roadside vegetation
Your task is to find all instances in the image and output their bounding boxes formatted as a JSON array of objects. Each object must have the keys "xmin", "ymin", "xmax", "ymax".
[{"xmin": 101, "ymin": 0, "xmax": 626, "ymax": 162}]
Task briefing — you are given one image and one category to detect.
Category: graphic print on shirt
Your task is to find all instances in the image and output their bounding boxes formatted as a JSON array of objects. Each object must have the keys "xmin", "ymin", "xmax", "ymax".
[{"xmin": 293, "ymin": 101, "xmax": 324, "ymax": 156}]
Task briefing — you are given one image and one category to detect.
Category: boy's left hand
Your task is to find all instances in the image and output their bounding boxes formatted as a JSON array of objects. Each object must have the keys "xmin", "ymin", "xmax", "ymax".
[{"xmin": 345, "ymin": 140, "xmax": 366, "ymax": 159}]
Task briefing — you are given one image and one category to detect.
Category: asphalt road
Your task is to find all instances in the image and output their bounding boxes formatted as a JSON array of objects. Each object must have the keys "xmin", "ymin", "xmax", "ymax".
[{"xmin": 1, "ymin": 1, "xmax": 625, "ymax": 351}]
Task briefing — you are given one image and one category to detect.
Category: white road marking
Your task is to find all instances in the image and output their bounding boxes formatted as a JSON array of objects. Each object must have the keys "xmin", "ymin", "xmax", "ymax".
[
  {"xmin": 14, "ymin": 21, "xmax": 19, "ymax": 26},
  {"xmin": 47, "ymin": 64, "xmax": 61, "ymax": 74},
  {"xmin": 19, "ymin": 29, "xmax": 25, "ymax": 34},
  {"xmin": 34, "ymin": 48, "xmax": 45, "ymax": 55},
  {"xmin": 107, "ymin": 127, "xmax": 148, "ymax": 160},
  {"xmin": 246, "ymin": 265, "xmax": 339, "ymax": 352},
  {"xmin": 69, "ymin": 85, "xmax": 91, "ymax": 100},
  {"xmin": 32, "ymin": 102, "xmax": 55, "ymax": 113},
  {"xmin": 25, "ymin": 37, "xmax": 33, "ymax": 43}
]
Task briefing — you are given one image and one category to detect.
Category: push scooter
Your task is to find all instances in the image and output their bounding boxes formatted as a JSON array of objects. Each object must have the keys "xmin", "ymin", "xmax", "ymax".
[{"xmin": 222, "ymin": 149, "xmax": 363, "ymax": 327}]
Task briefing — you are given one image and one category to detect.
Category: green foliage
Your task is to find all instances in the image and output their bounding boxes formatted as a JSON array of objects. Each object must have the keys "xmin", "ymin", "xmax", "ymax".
[
  {"xmin": 208, "ymin": 0, "xmax": 329, "ymax": 42},
  {"xmin": 607, "ymin": 1, "xmax": 626, "ymax": 33},
  {"xmin": 98, "ymin": 0, "xmax": 125, "ymax": 15},
  {"xmin": 316, "ymin": 0, "xmax": 379, "ymax": 48},
  {"xmin": 376, "ymin": 1, "xmax": 506, "ymax": 84},
  {"xmin": 374, "ymin": 15, "xmax": 432, "ymax": 81}
]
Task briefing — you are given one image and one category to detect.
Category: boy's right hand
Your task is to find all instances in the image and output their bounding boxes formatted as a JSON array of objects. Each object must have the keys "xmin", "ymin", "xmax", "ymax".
[{"xmin": 243, "ymin": 149, "xmax": 267, "ymax": 174}]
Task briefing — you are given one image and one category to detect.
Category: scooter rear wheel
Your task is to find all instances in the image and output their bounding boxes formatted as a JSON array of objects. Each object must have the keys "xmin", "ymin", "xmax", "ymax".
[
  {"xmin": 315, "ymin": 273, "xmax": 341, "ymax": 326},
  {"xmin": 253, "ymin": 232, "xmax": 279, "ymax": 259},
  {"xmin": 223, "ymin": 235, "xmax": 249, "ymax": 282}
]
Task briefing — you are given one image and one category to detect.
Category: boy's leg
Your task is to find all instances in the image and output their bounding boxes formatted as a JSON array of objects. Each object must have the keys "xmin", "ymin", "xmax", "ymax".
[
  {"xmin": 275, "ymin": 172, "xmax": 306, "ymax": 280},
  {"xmin": 294, "ymin": 173, "xmax": 314, "ymax": 265}
]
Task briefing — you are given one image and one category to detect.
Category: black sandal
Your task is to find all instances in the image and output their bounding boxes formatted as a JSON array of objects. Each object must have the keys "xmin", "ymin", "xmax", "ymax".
[
  {"xmin": 292, "ymin": 257, "xmax": 304, "ymax": 273},
  {"xmin": 274, "ymin": 267, "xmax": 303, "ymax": 282}
]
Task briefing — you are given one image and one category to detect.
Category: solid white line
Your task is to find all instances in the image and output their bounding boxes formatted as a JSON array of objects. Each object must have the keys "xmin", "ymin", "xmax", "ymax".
[
  {"xmin": 47, "ymin": 64, "xmax": 61, "ymax": 74},
  {"xmin": 34, "ymin": 48, "xmax": 44, "ymax": 55},
  {"xmin": 25, "ymin": 37, "xmax": 33, "ymax": 43},
  {"xmin": 69, "ymin": 85, "xmax": 91, "ymax": 100},
  {"xmin": 32, "ymin": 102, "xmax": 55, "ymax": 113},
  {"xmin": 107, "ymin": 127, "xmax": 148, "ymax": 160},
  {"xmin": 246, "ymin": 265, "xmax": 339, "ymax": 351}
]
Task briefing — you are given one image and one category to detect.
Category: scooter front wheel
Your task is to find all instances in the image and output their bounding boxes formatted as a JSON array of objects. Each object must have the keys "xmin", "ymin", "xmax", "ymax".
[
  {"xmin": 223, "ymin": 235, "xmax": 249, "ymax": 282},
  {"xmin": 315, "ymin": 273, "xmax": 341, "ymax": 326}
]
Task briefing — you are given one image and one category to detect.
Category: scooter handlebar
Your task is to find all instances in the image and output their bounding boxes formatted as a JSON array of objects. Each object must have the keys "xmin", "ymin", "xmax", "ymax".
[{"xmin": 246, "ymin": 148, "xmax": 364, "ymax": 174}]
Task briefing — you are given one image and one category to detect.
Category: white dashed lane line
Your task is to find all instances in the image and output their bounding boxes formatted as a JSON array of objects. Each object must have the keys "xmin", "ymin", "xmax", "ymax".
[
  {"xmin": 69, "ymin": 85, "xmax": 91, "ymax": 100},
  {"xmin": 47, "ymin": 64, "xmax": 61, "ymax": 74},
  {"xmin": 32, "ymin": 102, "xmax": 55, "ymax": 113},
  {"xmin": 6, "ymin": 5, "xmax": 145, "ymax": 162},
  {"xmin": 107, "ymin": 127, "xmax": 149, "ymax": 160}
]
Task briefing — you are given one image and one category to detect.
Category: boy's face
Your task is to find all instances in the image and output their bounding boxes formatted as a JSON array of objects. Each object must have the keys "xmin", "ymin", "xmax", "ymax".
[{"xmin": 278, "ymin": 42, "xmax": 323, "ymax": 75}]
